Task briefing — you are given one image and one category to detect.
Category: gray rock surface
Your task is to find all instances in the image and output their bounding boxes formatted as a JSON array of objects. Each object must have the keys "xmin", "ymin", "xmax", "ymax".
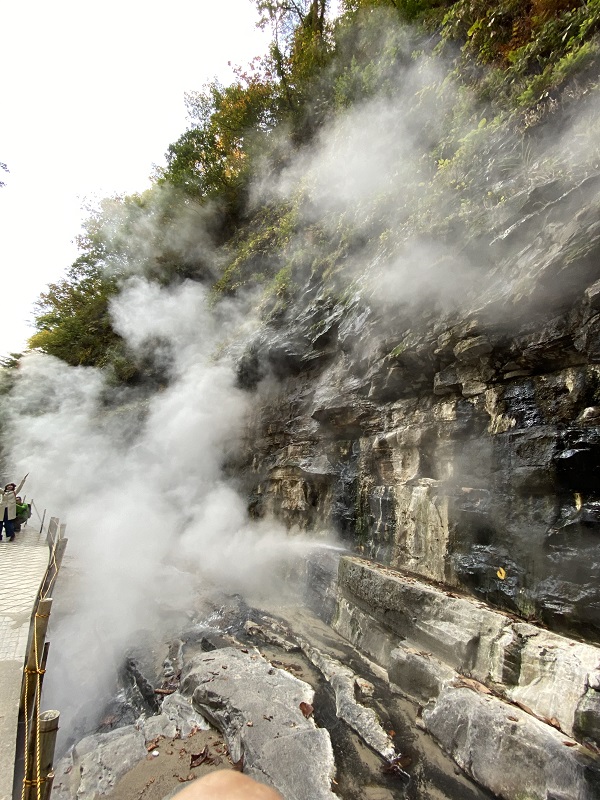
[
  {"xmin": 158, "ymin": 692, "xmax": 211, "ymax": 739},
  {"xmin": 334, "ymin": 556, "xmax": 600, "ymax": 746},
  {"xmin": 137, "ymin": 692, "xmax": 211, "ymax": 744},
  {"xmin": 241, "ymin": 613, "xmax": 397, "ymax": 761},
  {"xmin": 295, "ymin": 637, "xmax": 396, "ymax": 760},
  {"xmin": 388, "ymin": 647, "xmax": 455, "ymax": 703},
  {"xmin": 52, "ymin": 727, "xmax": 147, "ymax": 800},
  {"xmin": 181, "ymin": 646, "xmax": 337, "ymax": 800},
  {"xmin": 51, "ymin": 691, "xmax": 211, "ymax": 800},
  {"xmin": 423, "ymin": 686, "xmax": 600, "ymax": 800}
]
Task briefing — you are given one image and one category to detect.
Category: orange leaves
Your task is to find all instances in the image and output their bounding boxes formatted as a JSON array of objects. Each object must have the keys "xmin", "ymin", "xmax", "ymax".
[{"xmin": 299, "ymin": 701, "xmax": 314, "ymax": 718}]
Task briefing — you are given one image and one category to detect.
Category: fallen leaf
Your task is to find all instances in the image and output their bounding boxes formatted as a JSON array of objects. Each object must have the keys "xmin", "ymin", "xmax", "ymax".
[
  {"xmin": 514, "ymin": 700, "xmax": 535, "ymax": 716},
  {"xmin": 146, "ymin": 738, "xmax": 160, "ymax": 752},
  {"xmin": 453, "ymin": 677, "xmax": 492, "ymax": 695},
  {"xmin": 382, "ymin": 754, "xmax": 412, "ymax": 775},
  {"xmin": 300, "ymin": 702, "xmax": 314, "ymax": 718},
  {"xmin": 563, "ymin": 741, "xmax": 577, "ymax": 747},
  {"xmin": 190, "ymin": 747, "xmax": 210, "ymax": 768},
  {"xmin": 232, "ymin": 757, "xmax": 244, "ymax": 772}
]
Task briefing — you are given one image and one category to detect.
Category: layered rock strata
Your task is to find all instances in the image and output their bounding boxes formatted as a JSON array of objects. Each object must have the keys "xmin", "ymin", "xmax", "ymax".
[
  {"xmin": 238, "ymin": 172, "xmax": 600, "ymax": 640},
  {"xmin": 332, "ymin": 555, "xmax": 600, "ymax": 800}
]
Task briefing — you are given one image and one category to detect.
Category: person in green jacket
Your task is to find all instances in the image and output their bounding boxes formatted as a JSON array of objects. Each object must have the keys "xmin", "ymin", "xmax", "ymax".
[{"xmin": 13, "ymin": 497, "xmax": 30, "ymax": 533}]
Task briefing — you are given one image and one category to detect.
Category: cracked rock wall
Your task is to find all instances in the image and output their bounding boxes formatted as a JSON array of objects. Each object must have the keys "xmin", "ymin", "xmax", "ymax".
[{"xmin": 236, "ymin": 167, "xmax": 600, "ymax": 642}]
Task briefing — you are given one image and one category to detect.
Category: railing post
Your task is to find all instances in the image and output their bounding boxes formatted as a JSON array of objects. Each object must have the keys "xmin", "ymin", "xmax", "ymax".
[
  {"xmin": 41, "ymin": 539, "xmax": 67, "ymax": 598},
  {"xmin": 46, "ymin": 519, "xmax": 58, "ymax": 549},
  {"xmin": 21, "ymin": 599, "xmax": 52, "ymax": 719},
  {"xmin": 32, "ymin": 710, "xmax": 59, "ymax": 800}
]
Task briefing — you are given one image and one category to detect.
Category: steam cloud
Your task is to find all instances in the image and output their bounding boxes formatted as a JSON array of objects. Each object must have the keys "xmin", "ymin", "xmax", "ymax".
[{"xmin": 2, "ymin": 275, "xmax": 328, "ymax": 746}]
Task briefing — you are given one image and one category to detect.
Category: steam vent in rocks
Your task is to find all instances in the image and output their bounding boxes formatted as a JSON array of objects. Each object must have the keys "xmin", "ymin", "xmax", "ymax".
[{"xmin": 6, "ymin": 3, "xmax": 600, "ymax": 800}]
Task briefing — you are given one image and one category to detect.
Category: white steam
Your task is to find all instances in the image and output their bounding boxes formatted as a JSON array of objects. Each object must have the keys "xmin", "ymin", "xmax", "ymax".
[{"xmin": 3, "ymin": 278, "xmax": 327, "ymax": 746}]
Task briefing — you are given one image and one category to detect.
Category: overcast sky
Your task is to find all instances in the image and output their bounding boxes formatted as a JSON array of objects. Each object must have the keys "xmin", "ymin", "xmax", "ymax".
[{"xmin": 0, "ymin": 0, "xmax": 269, "ymax": 357}]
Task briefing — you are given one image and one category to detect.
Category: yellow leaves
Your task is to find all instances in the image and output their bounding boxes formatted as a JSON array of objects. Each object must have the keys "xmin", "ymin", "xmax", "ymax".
[
  {"xmin": 496, "ymin": 567, "xmax": 506, "ymax": 580},
  {"xmin": 27, "ymin": 329, "xmax": 53, "ymax": 350}
]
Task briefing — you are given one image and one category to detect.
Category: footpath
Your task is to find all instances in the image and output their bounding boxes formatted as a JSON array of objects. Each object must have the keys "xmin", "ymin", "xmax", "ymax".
[{"xmin": 0, "ymin": 526, "xmax": 53, "ymax": 800}]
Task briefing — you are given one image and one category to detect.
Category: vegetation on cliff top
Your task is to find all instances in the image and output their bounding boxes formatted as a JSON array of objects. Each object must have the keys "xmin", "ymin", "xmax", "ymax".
[{"xmin": 24, "ymin": 0, "xmax": 600, "ymax": 380}]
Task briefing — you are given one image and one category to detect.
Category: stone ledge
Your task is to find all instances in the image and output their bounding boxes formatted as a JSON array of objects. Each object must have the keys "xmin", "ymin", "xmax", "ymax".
[
  {"xmin": 423, "ymin": 686, "xmax": 600, "ymax": 800},
  {"xmin": 335, "ymin": 557, "xmax": 600, "ymax": 745}
]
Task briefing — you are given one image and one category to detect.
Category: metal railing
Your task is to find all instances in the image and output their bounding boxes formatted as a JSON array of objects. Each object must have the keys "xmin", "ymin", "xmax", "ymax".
[{"xmin": 16, "ymin": 516, "xmax": 68, "ymax": 800}]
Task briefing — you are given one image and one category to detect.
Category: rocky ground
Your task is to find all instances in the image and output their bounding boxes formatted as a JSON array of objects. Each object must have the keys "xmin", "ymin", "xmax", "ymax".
[
  {"xmin": 50, "ymin": 582, "xmax": 495, "ymax": 800},
  {"xmin": 98, "ymin": 728, "xmax": 233, "ymax": 800},
  {"xmin": 48, "ymin": 545, "xmax": 600, "ymax": 800}
]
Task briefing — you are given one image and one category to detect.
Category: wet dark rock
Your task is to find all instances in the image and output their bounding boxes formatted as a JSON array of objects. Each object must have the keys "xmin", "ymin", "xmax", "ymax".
[
  {"xmin": 433, "ymin": 366, "xmax": 461, "ymax": 395},
  {"xmin": 555, "ymin": 444, "xmax": 600, "ymax": 493},
  {"xmin": 124, "ymin": 657, "xmax": 161, "ymax": 714},
  {"xmin": 235, "ymin": 164, "xmax": 600, "ymax": 644},
  {"xmin": 453, "ymin": 336, "xmax": 493, "ymax": 363}
]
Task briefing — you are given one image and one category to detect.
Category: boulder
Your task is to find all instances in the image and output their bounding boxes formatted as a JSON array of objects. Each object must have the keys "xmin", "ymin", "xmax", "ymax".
[
  {"xmin": 181, "ymin": 647, "xmax": 336, "ymax": 800},
  {"xmin": 52, "ymin": 727, "xmax": 147, "ymax": 800},
  {"xmin": 423, "ymin": 686, "xmax": 600, "ymax": 800}
]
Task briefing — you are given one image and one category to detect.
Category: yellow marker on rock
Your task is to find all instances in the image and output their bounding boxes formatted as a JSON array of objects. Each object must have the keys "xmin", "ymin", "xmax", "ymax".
[{"xmin": 497, "ymin": 567, "xmax": 506, "ymax": 580}]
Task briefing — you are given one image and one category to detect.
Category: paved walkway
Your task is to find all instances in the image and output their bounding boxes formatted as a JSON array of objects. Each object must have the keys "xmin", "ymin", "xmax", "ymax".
[{"xmin": 0, "ymin": 527, "xmax": 51, "ymax": 800}]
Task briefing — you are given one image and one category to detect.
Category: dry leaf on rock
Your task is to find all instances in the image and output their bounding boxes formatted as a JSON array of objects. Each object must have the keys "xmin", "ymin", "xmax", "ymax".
[
  {"xmin": 190, "ymin": 747, "xmax": 211, "ymax": 768},
  {"xmin": 453, "ymin": 677, "xmax": 492, "ymax": 695}
]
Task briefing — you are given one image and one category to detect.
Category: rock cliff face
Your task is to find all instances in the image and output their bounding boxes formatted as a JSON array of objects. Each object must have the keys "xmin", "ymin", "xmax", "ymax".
[{"xmin": 237, "ymin": 167, "xmax": 600, "ymax": 642}]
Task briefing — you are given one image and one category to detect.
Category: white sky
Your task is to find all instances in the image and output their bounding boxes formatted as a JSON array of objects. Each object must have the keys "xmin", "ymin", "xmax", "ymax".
[{"xmin": 0, "ymin": 0, "xmax": 270, "ymax": 357}]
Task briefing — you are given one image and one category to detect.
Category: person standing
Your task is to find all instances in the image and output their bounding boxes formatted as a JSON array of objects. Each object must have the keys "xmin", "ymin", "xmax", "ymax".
[{"xmin": 0, "ymin": 474, "xmax": 28, "ymax": 542}]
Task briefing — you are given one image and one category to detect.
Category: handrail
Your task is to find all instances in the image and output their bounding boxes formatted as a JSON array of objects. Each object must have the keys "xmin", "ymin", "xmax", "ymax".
[{"xmin": 18, "ymin": 517, "xmax": 67, "ymax": 800}]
